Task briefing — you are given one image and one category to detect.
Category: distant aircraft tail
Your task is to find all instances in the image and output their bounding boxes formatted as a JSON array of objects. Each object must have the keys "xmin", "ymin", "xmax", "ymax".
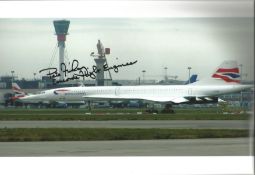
[
  {"xmin": 184, "ymin": 74, "xmax": 198, "ymax": 85},
  {"xmin": 12, "ymin": 83, "xmax": 26, "ymax": 96},
  {"xmin": 193, "ymin": 60, "xmax": 241, "ymax": 85},
  {"xmin": 11, "ymin": 83, "xmax": 27, "ymax": 101}
]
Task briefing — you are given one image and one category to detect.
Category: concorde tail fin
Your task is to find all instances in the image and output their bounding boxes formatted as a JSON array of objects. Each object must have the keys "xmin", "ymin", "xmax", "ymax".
[
  {"xmin": 211, "ymin": 60, "xmax": 240, "ymax": 83},
  {"xmin": 192, "ymin": 60, "xmax": 240, "ymax": 85}
]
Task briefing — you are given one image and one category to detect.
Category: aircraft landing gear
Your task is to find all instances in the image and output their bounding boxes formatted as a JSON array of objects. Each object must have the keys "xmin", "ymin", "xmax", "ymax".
[
  {"xmin": 88, "ymin": 100, "xmax": 92, "ymax": 111},
  {"xmin": 145, "ymin": 108, "xmax": 159, "ymax": 114},
  {"xmin": 145, "ymin": 103, "xmax": 159, "ymax": 114},
  {"xmin": 161, "ymin": 104, "xmax": 175, "ymax": 114},
  {"xmin": 145, "ymin": 103, "xmax": 175, "ymax": 114}
]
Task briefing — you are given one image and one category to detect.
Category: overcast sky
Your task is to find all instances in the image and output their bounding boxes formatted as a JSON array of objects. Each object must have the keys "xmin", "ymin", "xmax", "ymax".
[
  {"xmin": 0, "ymin": 1, "xmax": 253, "ymax": 82},
  {"xmin": 0, "ymin": 17, "xmax": 253, "ymax": 81}
]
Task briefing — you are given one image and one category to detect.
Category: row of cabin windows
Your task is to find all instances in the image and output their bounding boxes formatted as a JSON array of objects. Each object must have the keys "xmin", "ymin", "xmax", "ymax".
[
  {"xmin": 65, "ymin": 90, "xmax": 86, "ymax": 95},
  {"xmin": 119, "ymin": 88, "xmax": 185, "ymax": 93},
  {"xmin": 62, "ymin": 88, "xmax": 186, "ymax": 95},
  {"xmin": 63, "ymin": 89, "xmax": 112, "ymax": 95}
]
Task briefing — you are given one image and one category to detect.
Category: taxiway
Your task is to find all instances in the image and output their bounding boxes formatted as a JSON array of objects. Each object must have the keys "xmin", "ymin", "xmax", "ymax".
[
  {"xmin": 0, "ymin": 120, "xmax": 249, "ymax": 129},
  {"xmin": 0, "ymin": 138, "xmax": 250, "ymax": 156}
]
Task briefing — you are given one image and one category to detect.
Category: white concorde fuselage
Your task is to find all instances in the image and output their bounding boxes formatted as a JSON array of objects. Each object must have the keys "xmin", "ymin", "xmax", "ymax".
[
  {"xmin": 19, "ymin": 60, "xmax": 254, "ymax": 104},
  {"xmin": 19, "ymin": 84, "xmax": 252, "ymax": 104}
]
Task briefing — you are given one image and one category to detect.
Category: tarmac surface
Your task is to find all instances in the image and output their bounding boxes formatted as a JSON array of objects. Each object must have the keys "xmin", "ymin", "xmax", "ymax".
[
  {"xmin": 0, "ymin": 138, "xmax": 250, "ymax": 156},
  {"xmin": 0, "ymin": 120, "xmax": 249, "ymax": 129}
]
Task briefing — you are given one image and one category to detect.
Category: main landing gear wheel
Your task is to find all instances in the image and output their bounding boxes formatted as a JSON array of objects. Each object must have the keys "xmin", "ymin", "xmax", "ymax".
[
  {"xmin": 88, "ymin": 101, "xmax": 92, "ymax": 111},
  {"xmin": 161, "ymin": 104, "xmax": 175, "ymax": 114},
  {"xmin": 145, "ymin": 108, "xmax": 159, "ymax": 114}
]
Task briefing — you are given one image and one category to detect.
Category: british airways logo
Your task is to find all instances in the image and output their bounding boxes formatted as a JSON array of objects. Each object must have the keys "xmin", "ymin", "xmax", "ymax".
[
  {"xmin": 53, "ymin": 89, "xmax": 69, "ymax": 95},
  {"xmin": 212, "ymin": 67, "xmax": 240, "ymax": 83}
]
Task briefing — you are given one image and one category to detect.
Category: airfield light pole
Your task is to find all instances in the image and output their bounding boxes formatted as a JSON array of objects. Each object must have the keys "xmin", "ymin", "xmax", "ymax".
[
  {"xmin": 187, "ymin": 67, "xmax": 192, "ymax": 84},
  {"xmin": 11, "ymin": 70, "xmax": 14, "ymax": 83},
  {"xmin": 142, "ymin": 70, "xmax": 146, "ymax": 84},
  {"xmin": 33, "ymin": 73, "xmax": 36, "ymax": 80},
  {"xmin": 164, "ymin": 67, "xmax": 168, "ymax": 81},
  {"xmin": 239, "ymin": 64, "xmax": 243, "ymax": 107},
  {"xmin": 239, "ymin": 64, "xmax": 243, "ymax": 82}
]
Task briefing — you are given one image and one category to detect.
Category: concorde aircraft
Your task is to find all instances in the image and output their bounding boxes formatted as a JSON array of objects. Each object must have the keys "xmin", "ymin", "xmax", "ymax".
[{"xmin": 19, "ymin": 60, "xmax": 253, "ymax": 110}]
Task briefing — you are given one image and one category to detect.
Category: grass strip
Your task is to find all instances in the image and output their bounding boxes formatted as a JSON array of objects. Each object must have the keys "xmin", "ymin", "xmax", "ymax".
[
  {"xmin": 0, "ymin": 128, "xmax": 249, "ymax": 141},
  {"xmin": 0, "ymin": 107, "xmax": 239, "ymax": 114},
  {"xmin": 0, "ymin": 113, "xmax": 249, "ymax": 120}
]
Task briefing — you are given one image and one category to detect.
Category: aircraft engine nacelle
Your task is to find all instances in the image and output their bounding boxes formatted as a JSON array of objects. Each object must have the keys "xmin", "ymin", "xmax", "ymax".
[{"xmin": 186, "ymin": 97, "xmax": 219, "ymax": 104}]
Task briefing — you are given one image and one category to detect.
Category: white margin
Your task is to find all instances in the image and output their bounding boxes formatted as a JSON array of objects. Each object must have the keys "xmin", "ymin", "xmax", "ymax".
[{"xmin": 0, "ymin": 1, "xmax": 254, "ymax": 175}]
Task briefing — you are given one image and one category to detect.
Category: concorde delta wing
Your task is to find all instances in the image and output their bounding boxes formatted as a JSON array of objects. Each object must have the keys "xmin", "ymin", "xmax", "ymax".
[
  {"xmin": 82, "ymin": 95, "xmax": 189, "ymax": 103},
  {"xmin": 82, "ymin": 95, "xmax": 124, "ymax": 101},
  {"xmin": 137, "ymin": 96, "xmax": 189, "ymax": 103}
]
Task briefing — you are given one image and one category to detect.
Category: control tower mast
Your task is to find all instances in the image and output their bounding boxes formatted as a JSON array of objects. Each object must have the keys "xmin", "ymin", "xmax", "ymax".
[
  {"xmin": 53, "ymin": 20, "xmax": 70, "ymax": 81},
  {"xmin": 94, "ymin": 40, "xmax": 111, "ymax": 86}
]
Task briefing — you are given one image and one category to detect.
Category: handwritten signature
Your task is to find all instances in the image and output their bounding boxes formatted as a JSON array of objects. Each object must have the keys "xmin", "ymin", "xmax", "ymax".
[{"xmin": 39, "ymin": 59, "xmax": 138, "ymax": 84}]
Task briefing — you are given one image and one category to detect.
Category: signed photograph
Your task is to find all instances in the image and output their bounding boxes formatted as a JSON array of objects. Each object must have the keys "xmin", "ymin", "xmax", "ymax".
[
  {"xmin": 0, "ymin": 17, "xmax": 253, "ymax": 157},
  {"xmin": 0, "ymin": 5, "xmax": 254, "ymax": 175}
]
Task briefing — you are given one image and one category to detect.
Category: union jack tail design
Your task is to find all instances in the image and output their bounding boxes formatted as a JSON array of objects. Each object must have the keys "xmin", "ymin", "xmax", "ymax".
[
  {"xmin": 11, "ymin": 83, "xmax": 26, "ymax": 101},
  {"xmin": 212, "ymin": 60, "xmax": 240, "ymax": 83},
  {"xmin": 12, "ymin": 83, "xmax": 26, "ymax": 96}
]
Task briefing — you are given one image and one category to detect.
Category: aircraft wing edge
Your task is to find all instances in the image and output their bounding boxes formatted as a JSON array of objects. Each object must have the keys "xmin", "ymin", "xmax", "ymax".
[{"xmin": 83, "ymin": 95, "xmax": 189, "ymax": 103}]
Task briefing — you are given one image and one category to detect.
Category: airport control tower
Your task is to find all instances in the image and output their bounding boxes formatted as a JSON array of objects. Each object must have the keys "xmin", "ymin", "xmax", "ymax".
[{"xmin": 53, "ymin": 20, "xmax": 70, "ymax": 81}]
